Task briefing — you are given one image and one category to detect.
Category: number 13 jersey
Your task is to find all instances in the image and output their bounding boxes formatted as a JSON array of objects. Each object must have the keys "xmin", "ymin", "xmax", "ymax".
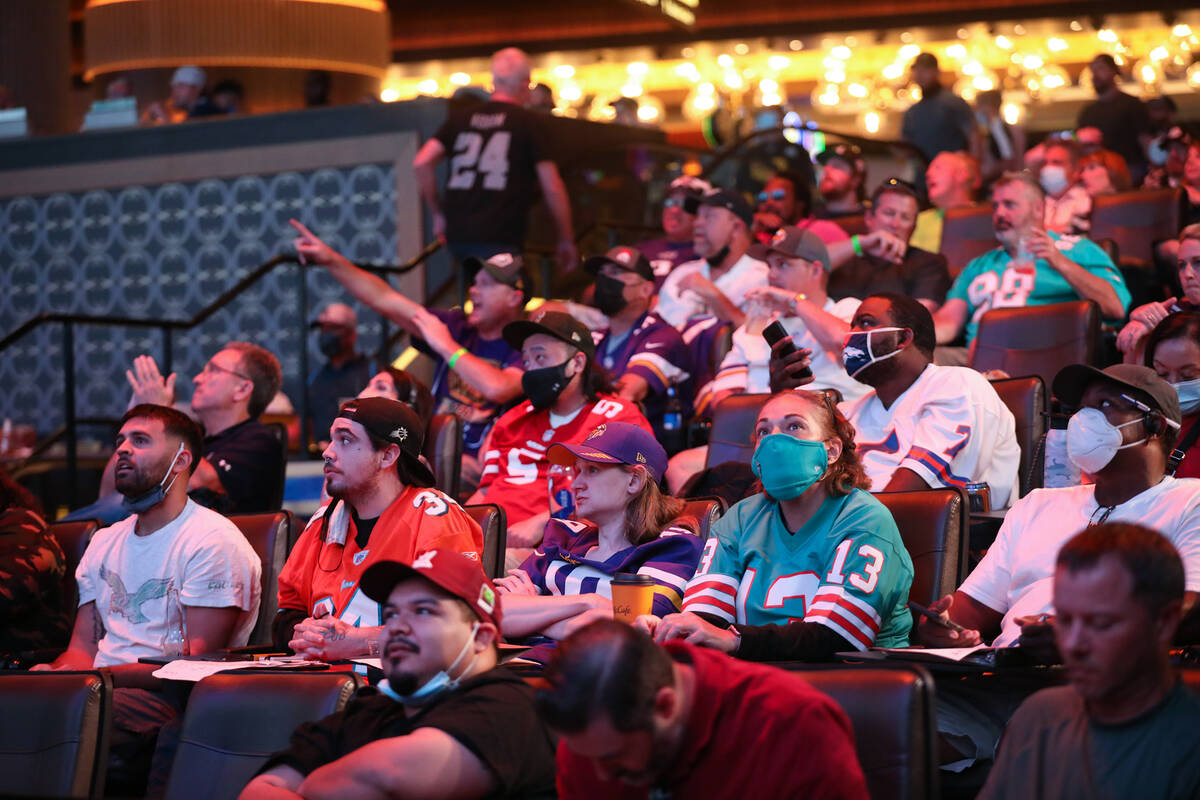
[
  {"xmin": 682, "ymin": 490, "xmax": 914, "ymax": 650},
  {"xmin": 434, "ymin": 100, "xmax": 551, "ymax": 248}
]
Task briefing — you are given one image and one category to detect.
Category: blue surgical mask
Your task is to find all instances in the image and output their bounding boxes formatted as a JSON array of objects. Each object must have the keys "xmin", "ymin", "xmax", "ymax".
[
  {"xmin": 1039, "ymin": 164, "xmax": 1070, "ymax": 196},
  {"xmin": 1173, "ymin": 378, "xmax": 1200, "ymax": 416},
  {"xmin": 378, "ymin": 622, "xmax": 480, "ymax": 706},
  {"xmin": 751, "ymin": 434, "xmax": 829, "ymax": 501},
  {"xmin": 842, "ymin": 327, "xmax": 905, "ymax": 379},
  {"xmin": 120, "ymin": 442, "xmax": 185, "ymax": 515}
]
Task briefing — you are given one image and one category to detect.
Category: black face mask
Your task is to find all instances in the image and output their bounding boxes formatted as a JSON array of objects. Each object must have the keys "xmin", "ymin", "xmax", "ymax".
[
  {"xmin": 592, "ymin": 274, "xmax": 629, "ymax": 316},
  {"xmin": 317, "ymin": 330, "xmax": 343, "ymax": 358},
  {"xmin": 522, "ymin": 360, "xmax": 575, "ymax": 411}
]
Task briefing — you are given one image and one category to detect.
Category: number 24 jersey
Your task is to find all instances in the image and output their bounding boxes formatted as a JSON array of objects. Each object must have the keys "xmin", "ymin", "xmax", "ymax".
[{"xmin": 682, "ymin": 490, "xmax": 913, "ymax": 650}]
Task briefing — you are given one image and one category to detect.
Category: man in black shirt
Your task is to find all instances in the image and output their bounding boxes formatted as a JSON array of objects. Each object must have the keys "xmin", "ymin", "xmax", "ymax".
[
  {"xmin": 1078, "ymin": 54, "xmax": 1152, "ymax": 185},
  {"xmin": 307, "ymin": 303, "xmax": 372, "ymax": 450},
  {"xmin": 414, "ymin": 47, "xmax": 577, "ymax": 271},
  {"xmin": 828, "ymin": 179, "xmax": 951, "ymax": 312},
  {"xmin": 241, "ymin": 550, "xmax": 557, "ymax": 800}
]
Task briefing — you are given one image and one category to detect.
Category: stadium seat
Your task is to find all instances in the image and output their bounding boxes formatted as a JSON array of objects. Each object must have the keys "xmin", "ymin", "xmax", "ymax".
[
  {"xmin": 787, "ymin": 663, "xmax": 937, "ymax": 800},
  {"xmin": 228, "ymin": 512, "xmax": 293, "ymax": 646},
  {"xmin": 970, "ymin": 300, "xmax": 1100, "ymax": 390},
  {"xmin": 836, "ymin": 215, "xmax": 870, "ymax": 237},
  {"xmin": 1091, "ymin": 187, "xmax": 1180, "ymax": 268},
  {"xmin": 163, "ymin": 671, "xmax": 361, "ymax": 800},
  {"xmin": 705, "ymin": 393, "xmax": 771, "ymax": 468},
  {"xmin": 464, "ymin": 503, "xmax": 507, "ymax": 580},
  {"xmin": 47, "ymin": 518, "xmax": 101, "ymax": 614},
  {"xmin": 0, "ymin": 670, "xmax": 113, "ymax": 798},
  {"xmin": 989, "ymin": 375, "xmax": 1047, "ymax": 498},
  {"xmin": 423, "ymin": 412, "xmax": 464, "ymax": 500},
  {"xmin": 875, "ymin": 488, "xmax": 967, "ymax": 608},
  {"xmin": 678, "ymin": 497, "xmax": 723, "ymax": 539},
  {"xmin": 939, "ymin": 204, "xmax": 996, "ymax": 277}
]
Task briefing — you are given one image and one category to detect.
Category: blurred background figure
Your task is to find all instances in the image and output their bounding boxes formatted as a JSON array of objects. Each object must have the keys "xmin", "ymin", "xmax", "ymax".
[
  {"xmin": 528, "ymin": 82, "xmax": 555, "ymax": 112},
  {"xmin": 307, "ymin": 303, "xmax": 372, "ymax": 449},
  {"xmin": 141, "ymin": 65, "xmax": 206, "ymax": 125},
  {"xmin": 976, "ymin": 89, "xmax": 1025, "ymax": 187}
]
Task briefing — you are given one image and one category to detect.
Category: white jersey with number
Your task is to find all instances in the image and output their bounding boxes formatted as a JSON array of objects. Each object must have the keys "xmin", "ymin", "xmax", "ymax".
[
  {"xmin": 839, "ymin": 363, "xmax": 1021, "ymax": 508},
  {"xmin": 656, "ymin": 253, "xmax": 769, "ymax": 328}
]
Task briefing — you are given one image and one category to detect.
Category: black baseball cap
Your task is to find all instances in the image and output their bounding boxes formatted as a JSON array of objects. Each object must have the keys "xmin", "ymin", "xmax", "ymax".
[
  {"xmin": 816, "ymin": 143, "xmax": 865, "ymax": 175},
  {"xmin": 503, "ymin": 309, "xmax": 596, "ymax": 358},
  {"xmin": 463, "ymin": 252, "xmax": 530, "ymax": 298},
  {"xmin": 336, "ymin": 397, "xmax": 435, "ymax": 486},
  {"xmin": 1052, "ymin": 364, "xmax": 1182, "ymax": 426},
  {"xmin": 697, "ymin": 189, "xmax": 755, "ymax": 228},
  {"xmin": 583, "ymin": 245, "xmax": 654, "ymax": 282}
]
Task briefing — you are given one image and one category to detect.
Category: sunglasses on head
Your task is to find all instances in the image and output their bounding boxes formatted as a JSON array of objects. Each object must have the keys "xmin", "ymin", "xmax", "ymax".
[
  {"xmin": 757, "ymin": 188, "xmax": 788, "ymax": 203},
  {"xmin": 663, "ymin": 196, "xmax": 688, "ymax": 210}
]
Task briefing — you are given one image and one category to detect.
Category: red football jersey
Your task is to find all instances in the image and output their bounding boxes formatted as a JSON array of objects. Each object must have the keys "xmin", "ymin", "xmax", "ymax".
[
  {"xmin": 277, "ymin": 485, "xmax": 483, "ymax": 626},
  {"xmin": 477, "ymin": 395, "xmax": 652, "ymax": 524}
]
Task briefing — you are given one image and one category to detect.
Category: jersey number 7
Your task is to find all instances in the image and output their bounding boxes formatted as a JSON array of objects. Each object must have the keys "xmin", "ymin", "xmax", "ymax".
[{"xmin": 448, "ymin": 132, "xmax": 511, "ymax": 191}]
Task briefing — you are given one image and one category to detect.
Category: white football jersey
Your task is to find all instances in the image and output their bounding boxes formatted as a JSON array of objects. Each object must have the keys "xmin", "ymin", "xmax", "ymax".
[{"xmin": 839, "ymin": 363, "xmax": 1021, "ymax": 508}]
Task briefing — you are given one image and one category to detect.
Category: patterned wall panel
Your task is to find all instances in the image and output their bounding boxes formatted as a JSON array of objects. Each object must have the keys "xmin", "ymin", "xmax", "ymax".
[{"xmin": 0, "ymin": 162, "xmax": 401, "ymax": 437}]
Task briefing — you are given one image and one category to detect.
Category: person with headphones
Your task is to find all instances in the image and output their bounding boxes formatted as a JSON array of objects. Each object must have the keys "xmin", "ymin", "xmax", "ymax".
[{"xmin": 917, "ymin": 364, "xmax": 1200, "ymax": 768}]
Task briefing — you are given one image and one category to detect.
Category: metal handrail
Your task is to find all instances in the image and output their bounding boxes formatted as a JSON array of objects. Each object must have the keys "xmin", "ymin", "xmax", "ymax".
[{"xmin": 1, "ymin": 241, "xmax": 442, "ymax": 506}]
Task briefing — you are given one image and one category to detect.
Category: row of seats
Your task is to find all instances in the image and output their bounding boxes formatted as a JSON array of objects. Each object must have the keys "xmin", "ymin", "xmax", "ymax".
[{"xmin": 0, "ymin": 661, "xmax": 940, "ymax": 800}]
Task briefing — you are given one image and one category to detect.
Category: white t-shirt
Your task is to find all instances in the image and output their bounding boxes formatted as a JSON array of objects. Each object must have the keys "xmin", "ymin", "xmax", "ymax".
[
  {"xmin": 712, "ymin": 297, "xmax": 869, "ymax": 403},
  {"xmin": 839, "ymin": 363, "xmax": 1021, "ymax": 508},
  {"xmin": 961, "ymin": 477, "xmax": 1200, "ymax": 646},
  {"xmin": 76, "ymin": 499, "xmax": 262, "ymax": 667},
  {"xmin": 656, "ymin": 252, "xmax": 769, "ymax": 328}
]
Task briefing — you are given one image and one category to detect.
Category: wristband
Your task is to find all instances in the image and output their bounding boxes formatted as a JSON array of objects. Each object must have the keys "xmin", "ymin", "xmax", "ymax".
[
  {"xmin": 791, "ymin": 292, "xmax": 807, "ymax": 314},
  {"xmin": 448, "ymin": 347, "xmax": 467, "ymax": 371},
  {"xmin": 851, "ymin": 234, "xmax": 863, "ymax": 257}
]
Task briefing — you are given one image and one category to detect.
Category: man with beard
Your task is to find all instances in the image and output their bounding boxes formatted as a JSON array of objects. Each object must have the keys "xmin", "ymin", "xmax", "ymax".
[
  {"xmin": 932, "ymin": 172, "xmax": 1128, "ymax": 351},
  {"xmin": 655, "ymin": 189, "xmax": 768, "ymax": 329},
  {"xmin": 839, "ymin": 293, "xmax": 1021, "ymax": 508},
  {"xmin": 585, "ymin": 246, "xmax": 691, "ymax": 445},
  {"xmin": 537, "ymin": 620, "xmax": 868, "ymax": 799},
  {"xmin": 637, "ymin": 175, "xmax": 709, "ymax": 287},
  {"xmin": 293, "ymin": 221, "xmax": 525, "ymax": 487},
  {"xmin": 35, "ymin": 404, "xmax": 261, "ymax": 795},
  {"xmin": 814, "ymin": 144, "xmax": 867, "ymax": 220},
  {"xmin": 978, "ymin": 523, "xmax": 1200, "ymax": 800},
  {"xmin": 751, "ymin": 170, "xmax": 848, "ymax": 246},
  {"xmin": 1078, "ymin": 54, "xmax": 1152, "ymax": 185},
  {"xmin": 901, "ymin": 52, "xmax": 977, "ymax": 165},
  {"xmin": 274, "ymin": 398, "xmax": 483, "ymax": 659},
  {"xmin": 466, "ymin": 311, "xmax": 651, "ymax": 565},
  {"xmin": 242, "ymin": 550, "xmax": 557, "ymax": 800}
]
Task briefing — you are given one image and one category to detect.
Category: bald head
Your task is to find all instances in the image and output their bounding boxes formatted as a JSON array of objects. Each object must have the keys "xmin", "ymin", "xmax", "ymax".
[{"xmin": 492, "ymin": 47, "xmax": 532, "ymax": 102}]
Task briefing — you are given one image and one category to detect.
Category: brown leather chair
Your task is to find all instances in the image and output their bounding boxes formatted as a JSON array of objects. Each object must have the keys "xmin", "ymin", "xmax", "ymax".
[
  {"xmin": 989, "ymin": 375, "xmax": 1047, "ymax": 499},
  {"xmin": 874, "ymin": 488, "xmax": 967, "ymax": 608},
  {"xmin": 678, "ymin": 497, "xmax": 723, "ymax": 539},
  {"xmin": 0, "ymin": 670, "xmax": 113, "ymax": 798},
  {"xmin": 263, "ymin": 421, "xmax": 288, "ymax": 511},
  {"xmin": 939, "ymin": 204, "xmax": 996, "ymax": 277},
  {"xmin": 970, "ymin": 300, "xmax": 1100, "ymax": 390},
  {"xmin": 163, "ymin": 672, "xmax": 361, "ymax": 800},
  {"xmin": 1091, "ymin": 188, "xmax": 1181, "ymax": 268},
  {"xmin": 787, "ymin": 663, "xmax": 937, "ymax": 800},
  {"xmin": 423, "ymin": 413, "xmax": 463, "ymax": 500},
  {"xmin": 464, "ymin": 503, "xmax": 507, "ymax": 580},
  {"xmin": 836, "ymin": 214, "xmax": 870, "ymax": 237},
  {"xmin": 228, "ymin": 512, "xmax": 293, "ymax": 646},
  {"xmin": 705, "ymin": 393, "xmax": 771, "ymax": 468},
  {"xmin": 47, "ymin": 519, "xmax": 101, "ymax": 614},
  {"xmin": 709, "ymin": 322, "xmax": 734, "ymax": 376}
]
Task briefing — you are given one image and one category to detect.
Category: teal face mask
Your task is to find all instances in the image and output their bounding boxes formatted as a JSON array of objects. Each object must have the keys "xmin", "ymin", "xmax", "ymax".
[{"xmin": 751, "ymin": 433, "xmax": 829, "ymax": 501}]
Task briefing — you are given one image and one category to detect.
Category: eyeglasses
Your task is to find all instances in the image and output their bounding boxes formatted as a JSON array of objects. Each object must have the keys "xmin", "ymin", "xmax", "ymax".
[
  {"xmin": 756, "ymin": 188, "xmax": 788, "ymax": 203},
  {"xmin": 199, "ymin": 361, "xmax": 252, "ymax": 381}
]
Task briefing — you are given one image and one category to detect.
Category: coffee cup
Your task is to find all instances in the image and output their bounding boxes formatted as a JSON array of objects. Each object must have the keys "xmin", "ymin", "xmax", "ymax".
[{"xmin": 610, "ymin": 573, "xmax": 655, "ymax": 623}]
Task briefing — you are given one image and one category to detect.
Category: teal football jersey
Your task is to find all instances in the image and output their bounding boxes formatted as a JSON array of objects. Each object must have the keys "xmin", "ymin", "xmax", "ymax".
[{"xmin": 683, "ymin": 490, "xmax": 914, "ymax": 649}]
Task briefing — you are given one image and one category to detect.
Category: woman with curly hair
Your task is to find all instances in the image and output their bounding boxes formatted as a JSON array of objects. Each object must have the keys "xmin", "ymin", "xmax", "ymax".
[{"xmin": 639, "ymin": 389, "xmax": 914, "ymax": 661}]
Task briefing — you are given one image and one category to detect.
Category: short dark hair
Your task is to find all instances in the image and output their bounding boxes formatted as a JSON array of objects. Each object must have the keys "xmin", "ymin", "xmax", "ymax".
[
  {"xmin": 912, "ymin": 52, "xmax": 939, "ymax": 70},
  {"xmin": 121, "ymin": 403, "xmax": 205, "ymax": 475},
  {"xmin": 1057, "ymin": 522, "xmax": 1184, "ymax": 616},
  {"xmin": 1092, "ymin": 53, "xmax": 1120, "ymax": 72},
  {"xmin": 224, "ymin": 341, "xmax": 282, "ymax": 418},
  {"xmin": 380, "ymin": 367, "xmax": 435, "ymax": 422},
  {"xmin": 535, "ymin": 620, "xmax": 674, "ymax": 734},
  {"xmin": 870, "ymin": 292, "xmax": 936, "ymax": 357},
  {"xmin": 360, "ymin": 428, "xmax": 434, "ymax": 489},
  {"xmin": 771, "ymin": 170, "xmax": 813, "ymax": 217}
]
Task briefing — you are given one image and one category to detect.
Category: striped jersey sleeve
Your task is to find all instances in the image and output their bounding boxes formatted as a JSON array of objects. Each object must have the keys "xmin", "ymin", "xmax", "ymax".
[
  {"xmin": 801, "ymin": 537, "xmax": 892, "ymax": 651},
  {"xmin": 681, "ymin": 530, "xmax": 741, "ymax": 624}
]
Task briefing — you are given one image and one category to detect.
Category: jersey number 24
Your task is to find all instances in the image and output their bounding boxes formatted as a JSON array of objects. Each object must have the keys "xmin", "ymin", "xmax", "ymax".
[{"xmin": 448, "ymin": 132, "xmax": 511, "ymax": 191}]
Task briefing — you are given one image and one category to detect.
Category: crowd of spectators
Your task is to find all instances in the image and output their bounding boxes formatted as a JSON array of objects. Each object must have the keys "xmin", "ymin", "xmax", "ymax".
[{"xmin": 7, "ymin": 44, "xmax": 1200, "ymax": 800}]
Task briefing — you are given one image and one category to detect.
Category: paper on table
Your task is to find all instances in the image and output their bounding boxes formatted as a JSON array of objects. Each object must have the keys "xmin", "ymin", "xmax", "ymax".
[
  {"xmin": 874, "ymin": 645, "xmax": 994, "ymax": 662},
  {"xmin": 350, "ymin": 658, "xmax": 381, "ymax": 670},
  {"xmin": 152, "ymin": 656, "xmax": 319, "ymax": 682}
]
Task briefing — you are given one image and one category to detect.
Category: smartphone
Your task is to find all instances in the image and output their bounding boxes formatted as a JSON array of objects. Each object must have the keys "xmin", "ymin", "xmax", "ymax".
[{"xmin": 763, "ymin": 320, "xmax": 812, "ymax": 379}]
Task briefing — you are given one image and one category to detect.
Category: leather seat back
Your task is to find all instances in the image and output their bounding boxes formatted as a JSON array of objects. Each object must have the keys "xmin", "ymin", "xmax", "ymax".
[
  {"xmin": 47, "ymin": 519, "xmax": 101, "ymax": 614},
  {"xmin": 678, "ymin": 497, "xmax": 723, "ymax": 540},
  {"xmin": 705, "ymin": 393, "xmax": 771, "ymax": 468},
  {"xmin": 989, "ymin": 375, "xmax": 1047, "ymax": 498},
  {"xmin": 164, "ymin": 672, "xmax": 360, "ymax": 800},
  {"xmin": 423, "ymin": 413, "xmax": 464, "ymax": 499},
  {"xmin": 0, "ymin": 670, "xmax": 113, "ymax": 798},
  {"xmin": 1091, "ymin": 187, "xmax": 1181, "ymax": 266},
  {"xmin": 874, "ymin": 489, "xmax": 967, "ymax": 607},
  {"xmin": 464, "ymin": 503, "xmax": 507, "ymax": 580},
  {"xmin": 227, "ymin": 512, "xmax": 292, "ymax": 645},
  {"xmin": 971, "ymin": 300, "xmax": 1099, "ymax": 389},
  {"xmin": 940, "ymin": 204, "xmax": 996, "ymax": 276}
]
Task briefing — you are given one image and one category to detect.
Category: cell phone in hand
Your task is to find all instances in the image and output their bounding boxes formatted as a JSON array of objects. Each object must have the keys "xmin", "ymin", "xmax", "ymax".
[{"xmin": 763, "ymin": 320, "xmax": 812, "ymax": 379}]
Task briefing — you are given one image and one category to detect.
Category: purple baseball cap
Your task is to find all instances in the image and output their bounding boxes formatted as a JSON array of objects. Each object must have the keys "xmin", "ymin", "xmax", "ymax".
[{"xmin": 547, "ymin": 421, "xmax": 667, "ymax": 483}]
